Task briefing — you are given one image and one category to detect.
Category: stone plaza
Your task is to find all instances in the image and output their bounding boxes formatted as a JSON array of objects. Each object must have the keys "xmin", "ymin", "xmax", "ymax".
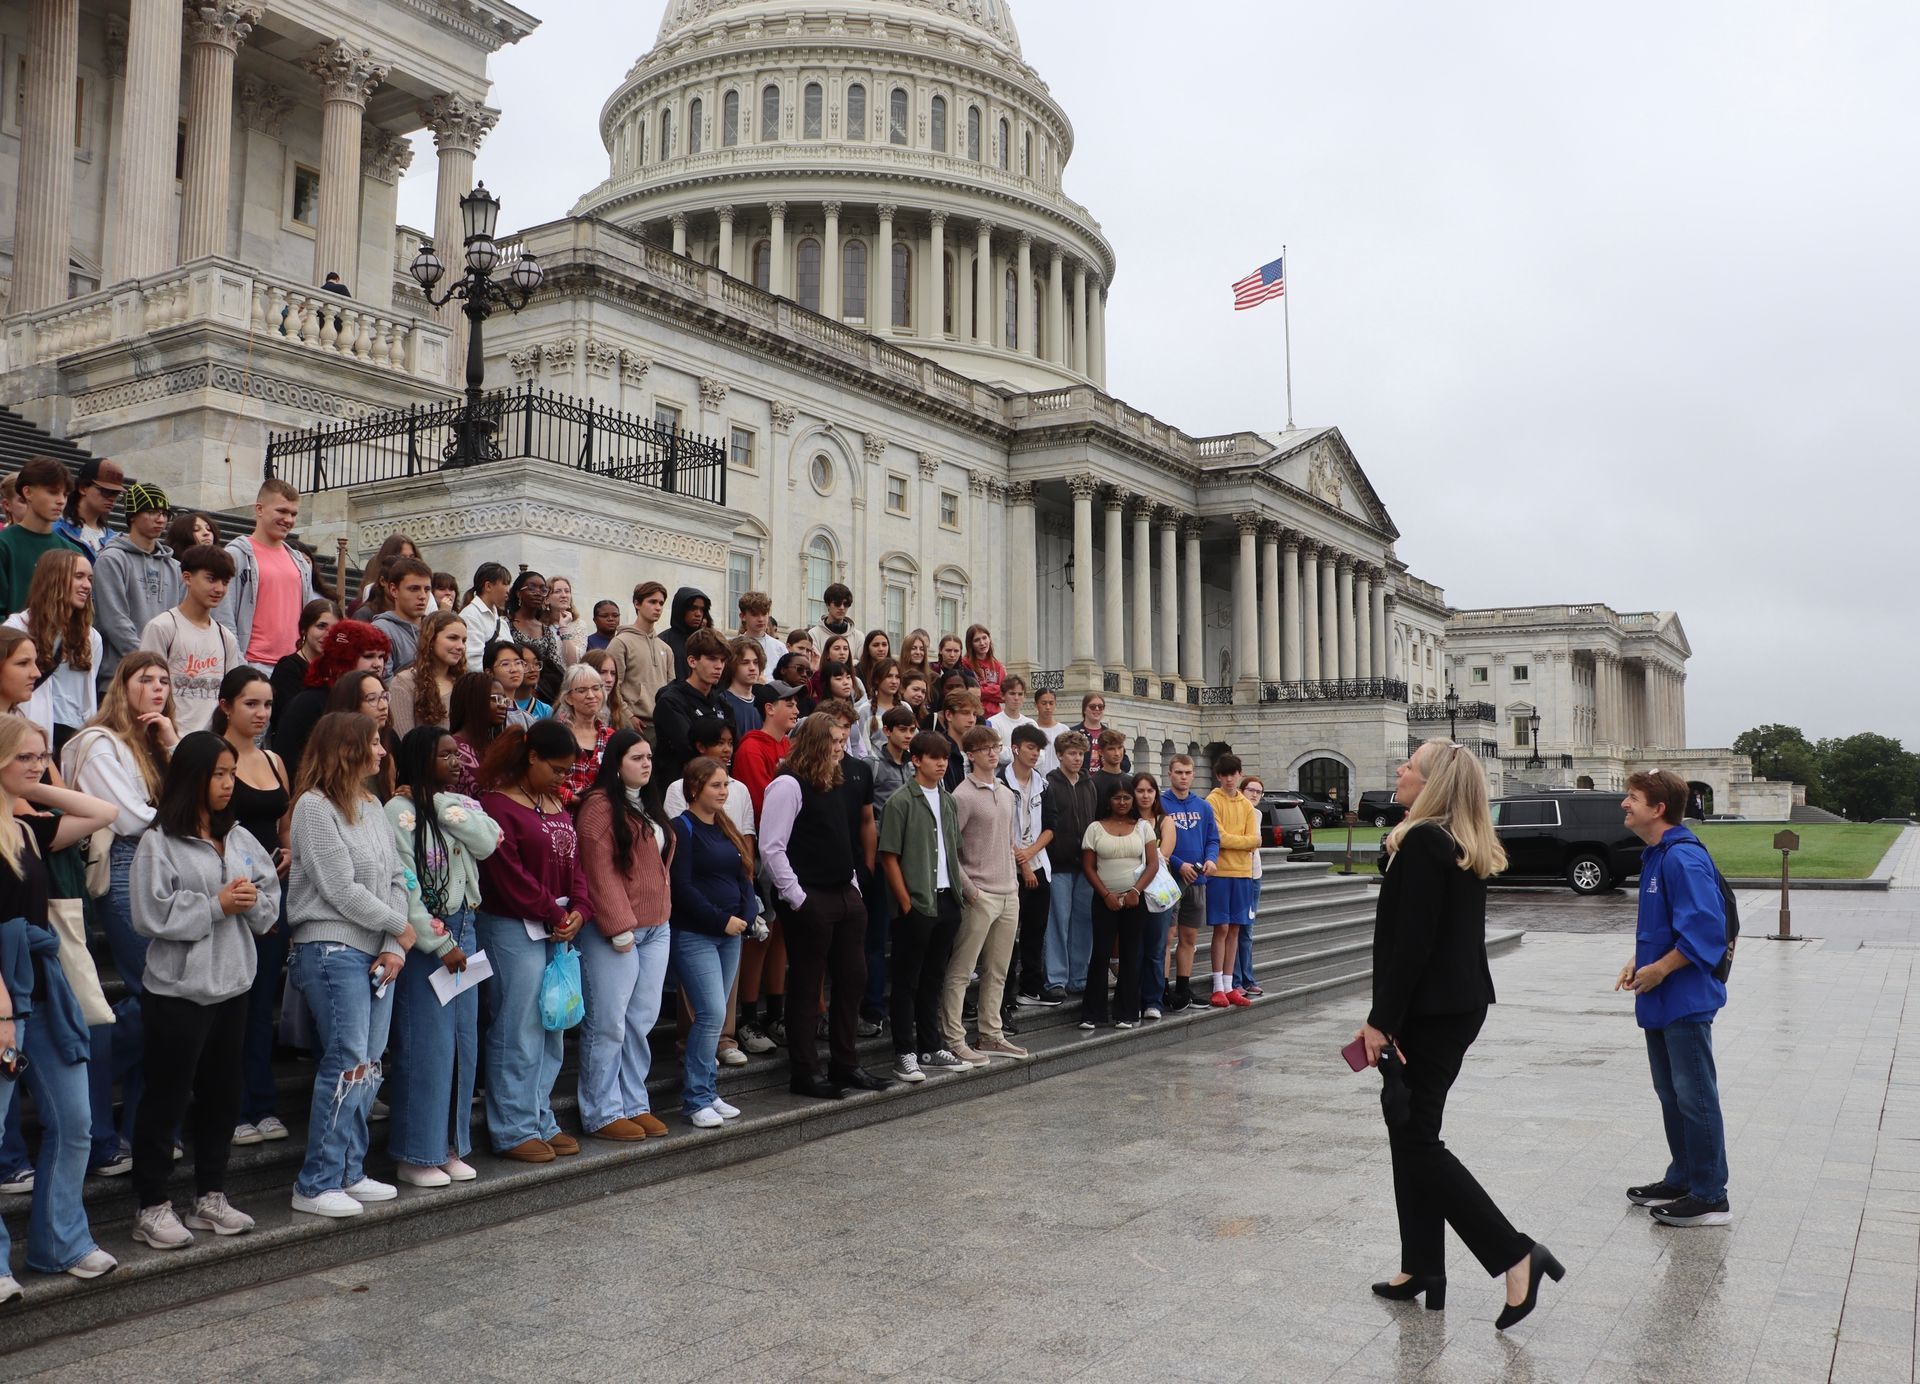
[{"xmin": 5, "ymin": 857, "xmax": 1918, "ymax": 1383}]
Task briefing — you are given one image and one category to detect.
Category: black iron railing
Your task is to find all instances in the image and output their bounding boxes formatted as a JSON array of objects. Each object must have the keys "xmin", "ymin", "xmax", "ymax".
[
  {"xmin": 1159, "ymin": 680, "xmax": 1176, "ymax": 702},
  {"xmin": 1260, "ymin": 678, "xmax": 1409, "ymax": 704},
  {"xmin": 264, "ymin": 382, "xmax": 728, "ymax": 504},
  {"xmin": 1409, "ymin": 700, "xmax": 1496, "ymax": 723},
  {"xmin": 1102, "ymin": 671, "xmax": 1121, "ymax": 693},
  {"xmin": 1413, "ymin": 736, "xmax": 1502, "ymax": 759},
  {"xmin": 1131, "ymin": 676, "xmax": 1149, "ymax": 698},
  {"xmin": 1030, "ymin": 669, "xmax": 1066, "ymax": 693},
  {"xmin": 1185, "ymin": 685, "xmax": 1235, "ymax": 706}
]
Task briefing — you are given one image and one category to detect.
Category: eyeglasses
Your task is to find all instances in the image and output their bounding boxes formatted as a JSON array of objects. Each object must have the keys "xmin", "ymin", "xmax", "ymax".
[
  {"xmin": 11, "ymin": 751, "xmax": 50, "ymax": 768},
  {"xmin": 363, "ymin": 692, "xmax": 391, "ymax": 705}
]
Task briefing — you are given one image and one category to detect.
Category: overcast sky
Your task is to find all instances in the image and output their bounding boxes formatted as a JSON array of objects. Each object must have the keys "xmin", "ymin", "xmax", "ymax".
[{"xmin": 399, "ymin": 0, "xmax": 1920, "ymax": 752}]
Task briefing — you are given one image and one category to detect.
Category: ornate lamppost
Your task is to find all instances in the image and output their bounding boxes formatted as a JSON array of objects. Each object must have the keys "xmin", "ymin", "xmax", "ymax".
[
  {"xmin": 409, "ymin": 182, "xmax": 543, "ymax": 467},
  {"xmin": 1526, "ymin": 706, "xmax": 1544, "ymax": 769},
  {"xmin": 1444, "ymin": 682, "xmax": 1460, "ymax": 741}
]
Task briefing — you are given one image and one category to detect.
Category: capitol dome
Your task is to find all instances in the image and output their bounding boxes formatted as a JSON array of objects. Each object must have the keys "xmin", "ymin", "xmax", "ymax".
[{"xmin": 574, "ymin": 0, "xmax": 1114, "ymax": 391}]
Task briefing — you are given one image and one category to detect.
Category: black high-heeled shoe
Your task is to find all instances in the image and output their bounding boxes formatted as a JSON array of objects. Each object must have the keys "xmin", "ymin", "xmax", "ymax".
[
  {"xmin": 1370, "ymin": 1274, "xmax": 1446, "ymax": 1310},
  {"xmin": 1494, "ymin": 1242, "xmax": 1565, "ymax": 1330}
]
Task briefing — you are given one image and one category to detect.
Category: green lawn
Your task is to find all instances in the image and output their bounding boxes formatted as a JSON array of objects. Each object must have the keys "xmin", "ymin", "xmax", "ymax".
[{"xmin": 1692, "ymin": 823, "xmax": 1901, "ymax": 880}]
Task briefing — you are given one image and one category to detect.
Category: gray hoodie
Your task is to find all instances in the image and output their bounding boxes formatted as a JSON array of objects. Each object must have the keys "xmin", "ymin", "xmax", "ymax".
[
  {"xmin": 371, "ymin": 610, "xmax": 420, "ymax": 674},
  {"xmin": 92, "ymin": 534, "xmax": 182, "ymax": 692},
  {"xmin": 130, "ymin": 825, "xmax": 283, "ymax": 1004}
]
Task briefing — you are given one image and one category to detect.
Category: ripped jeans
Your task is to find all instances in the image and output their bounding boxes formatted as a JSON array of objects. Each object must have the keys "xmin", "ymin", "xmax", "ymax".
[{"xmin": 289, "ymin": 940, "xmax": 394, "ymax": 1199}]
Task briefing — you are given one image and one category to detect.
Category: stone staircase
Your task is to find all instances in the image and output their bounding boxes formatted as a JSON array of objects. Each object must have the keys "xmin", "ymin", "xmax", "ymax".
[{"xmin": 0, "ymin": 851, "xmax": 1522, "ymax": 1347}]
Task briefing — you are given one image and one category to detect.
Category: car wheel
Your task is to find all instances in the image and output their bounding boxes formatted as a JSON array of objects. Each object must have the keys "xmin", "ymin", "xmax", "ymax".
[
  {"xmin": 1567, "ymin": 854, "xmax": 1610, "ymax": 895},
  {"xmin": 1371, "ymin": 813, "xmax": 1389, "ymax": 827}
]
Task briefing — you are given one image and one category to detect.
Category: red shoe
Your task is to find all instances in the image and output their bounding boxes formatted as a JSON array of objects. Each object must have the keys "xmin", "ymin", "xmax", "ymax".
[
  {"xmin": 1209, "ymin": 991, "xmax": 1230, "ymax": 1008},
  {"xmin": 1228, "ymin": 989, "xmax": 1252, "ymax": 1007}
]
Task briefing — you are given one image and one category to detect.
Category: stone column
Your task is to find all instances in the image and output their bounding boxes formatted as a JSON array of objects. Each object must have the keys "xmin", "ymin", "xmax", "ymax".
[
  {"xmin": 769, "ymin": 200, "xmax": 789, "ymax": 298},
  {"xmin": 1594, "ymin": 652, "xmax": 1615, "ymax": 748},
  {"xmin": 1016, "ymin": 233, "xmax": 1035, "ymax": 356},
  {"xmin": 669, "ymin": 211, "xmax": 688, "ymax": 256},
  {"xmin": 1047, "ymin": 247, "xmax": 1065, "ymax": 363},
  {"xmin": 1371, "ymin": 579, "xmax": 1390, "ymax": 681},
  {"xmin": 1180, "ymin": 517, "xmax": 1204, "ymax": 685},
  {"xmin": 178, "ymin": 4, "xmax": 262, "ymax": 264},
  {"xmin": 1102, "ymin": 491, "xmax": 1125, "ymax": 677},
  {"xmin": 716, "ymin": 204, "xmax": 736, "ymax": 276},
  {"xmin": 1090, "ymin": 281, "xmax": 1107, "ymax": 386},
  {"xmin": 1006, "ymin": 483, "xmax": 1037, "ymax": 674},
  {"xmin": 305, "ymin": 40, "xmax": 387, "ymax": 289},
  {"xmin": 424, "ymin": 94, "xmax": 496, "ymax": 387},
  {"xmin": 1258, "ymin": 523, "xmax": 1281, "ymax": 684},
  {"xmin": 13, "ymin": 0, "xmax": 81, "ymax": 314},
  {"xmin": 1130, "ymin": 496, "xmax": 1154, "ymax": 685},
  {"xmin": 1155, "ymin": 510, "xmax": 1179, "ymax": 683},
  {"xmin": 1382, "ymin": 594, "xmax": 1397, "ymax": 679},
  {"xmin": 926, "ymin": 210, "xmax": 946, "ymax": 338},
  {"xmin": 1335, "ymin": 557, "xmax": 1356, "ymax": 679},
  {"xmin": 1354, "ymin": 566, "xmax": 1373, "ymax": 680},
  {"xmin": 821, "ymin": 202, "xmax": 840, "ymax": 317},
  {"xmin": 1281, "ymin": 533, "xmax": 1302, "ymax": 681},
  {"xmin": 1318, "ymin": 549, "xmax": 1339, "ymax": 679},
  {"xmin": 1673, "ymin": 670, "xmax": 1686, "ymax": 748},
  {"xmin": 1301, "ymin": 541, "xmax": 1321, "ymax": 680},
  {"xmin": 1234, "ymin": 517, "xmax": 1260, "ymax": 699},
  {"xmin": 1069, "ymin": 475, "xmax": 1097, "ymax": 677},
  {"xmin": 1072, "ymin": 260, "xmax": 1089, "ymax": 376},
  {"xmin": 974, "ymin": 221, "xmax": 994, "ymax": 344},
  {"xmin": 111, "ymin": 0, "xmax": 185, "ymax": 281}
]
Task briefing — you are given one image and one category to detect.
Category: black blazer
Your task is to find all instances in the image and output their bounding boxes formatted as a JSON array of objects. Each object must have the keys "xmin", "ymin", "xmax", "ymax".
[{"xmin": 1367, "ymin": 822, "xmax": 1496, "ymax": 1034}]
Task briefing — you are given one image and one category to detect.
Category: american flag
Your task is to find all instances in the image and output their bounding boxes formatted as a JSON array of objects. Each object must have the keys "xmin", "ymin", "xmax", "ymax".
[{"xmin": 1232, "ymin": 257, "xmax": 1287, "ymax": 311}]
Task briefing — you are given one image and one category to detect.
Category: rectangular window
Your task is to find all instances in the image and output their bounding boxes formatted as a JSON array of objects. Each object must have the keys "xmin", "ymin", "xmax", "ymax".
[
  {"xmin": 937, "ymin": 595, "xmax": 959, "ymax": 639},
  {"xmin": 728, "ymin": 551, "xmax": 753, "ymax": 620},
  {"xmin": 939, "ymin": 490, "xmax": 959, "ymax": 529},
  {"xmin": 1514, "ymin": 720, "xmax": 1531, "ymax": 747},
  {"xmin": 1469, "ymin": 666, "xmax": 1488, "ymax": 685},
  {"xmin": 291, "ymin": 165, "xmax": 321, "ymax": 228},
  {"xmin": 885, "ymin": 585, "xmax": 906, "ymax": 645},
  {"xmin": 1511, "ymin": 664, "xmax": 1530, "ymax": 683},
  {"xmin": 728, "ymin": 426, "xmax": 756, "ymax": 471},
  {"xmin": 175, "ymin": 121, "xmax": 187, "ymax": 180},
  {"xmin": 654, "ymin": 403, "xmax": 683, "ymax": 432},
  {"xmin": 886, "ymin": 472, "xmax": 909, "ymax": 515}
]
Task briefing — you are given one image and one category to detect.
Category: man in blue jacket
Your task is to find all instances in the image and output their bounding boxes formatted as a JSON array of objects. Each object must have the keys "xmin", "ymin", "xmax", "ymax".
[
  {"xmin": 1615, "ymin": 768, "xmax": 1730, "ymax": 1227},
  {"xmin": 1160, "ymin": 754, "xmax": 1220, "ymax": 1012}
]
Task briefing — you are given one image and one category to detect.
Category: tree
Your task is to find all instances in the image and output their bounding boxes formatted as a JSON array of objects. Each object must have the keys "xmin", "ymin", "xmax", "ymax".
[
  {"xmin": 1814, "ymin": 733, "xmax": 1920, "ymax": 822},
  {"xmin": 1732, "ymin": 724, "xmax": 1823, "ymax": 800}
]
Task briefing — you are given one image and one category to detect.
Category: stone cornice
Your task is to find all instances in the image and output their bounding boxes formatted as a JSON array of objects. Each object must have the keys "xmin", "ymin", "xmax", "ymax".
[{"xmin": 391, "ymin": 0, "xmax": 540, "ymax": 54}]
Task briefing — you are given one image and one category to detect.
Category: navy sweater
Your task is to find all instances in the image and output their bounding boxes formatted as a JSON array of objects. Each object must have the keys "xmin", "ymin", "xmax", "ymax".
[{"xmin": 670, "ymin": 812, "xmax": 756, "ymax": 937}]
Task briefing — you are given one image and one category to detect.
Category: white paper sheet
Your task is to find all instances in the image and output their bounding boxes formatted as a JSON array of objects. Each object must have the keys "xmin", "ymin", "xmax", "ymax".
[{"xmin": 429, "ymin": 948, "xmax": 494, "ymax": 1005}]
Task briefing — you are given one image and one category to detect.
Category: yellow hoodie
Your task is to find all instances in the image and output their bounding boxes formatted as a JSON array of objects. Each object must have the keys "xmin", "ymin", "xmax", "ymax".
[{"xmin": 1207, "ymin": 787, "xmax": 1261, "ymax": 878}]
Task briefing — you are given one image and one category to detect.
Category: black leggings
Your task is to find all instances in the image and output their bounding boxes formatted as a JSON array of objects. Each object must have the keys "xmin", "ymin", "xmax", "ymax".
[
  {"xmin": 132, "ymin": 991, "xmax": 247, "ymax": 1211},
  {"xmin": 1084, "ymin": 897, "xmax": 1146, "ymax": 1024}
]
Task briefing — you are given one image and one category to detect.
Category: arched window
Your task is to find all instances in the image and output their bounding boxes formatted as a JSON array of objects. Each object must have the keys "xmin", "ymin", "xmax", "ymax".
[
  {"xmin": 721, "ymin": 90, "xmax": 739, "ymax": 146},
  {"xmin": 891, "ymin": 242, "xmax": 912, "ymax": 329},
  {"xmin": 760, "ymin": 84, "xmax": 780, "ymax": 141},
  {"xmin": 930, "ymin": 95, "xmax": 947, "ymax": 152},
  {"xmin": 889, "ymin": 87, "xmax": 909, "ymax": 145},
  {"xmin": 689, "ymin": 97, "xmax": 703, "ymax": 154},
  {"xmin": 1021, "ymin": 130, "xmax": 1031, "ymax": 174},
  {"xmin": 634, "ymin": 119, "xmax": 647, "ymax": 167},
  {"xmin": 1003, "ymin": 267, "xmax": 1017, "ymax": 348},
  {"xmin": 942, "ymin": 253, "xmax": 954, "ymax": 334},
  {"xmin": 803, "ymin": 533, "xmax": 837, "ymax": 626},
  {"xmin": 967, "ymin": 106, "xmax": 981, "ymax": 161},
  {"xmin": 750, "ymin": 240, "xmax": 770, "ymax": 291},
  {"xmin": 997, "ymin": 117, "xmax": 1010, "ymax": 170},
  {"xmin": 795, "ymin": 237, "xmax": 822, "ymax": 312},
  {"xmin": 842, "ymin": 239, "xmax": 868, "ymax": 319},
  {"xmin": 803, "ymin": 82, "xmax": 823, "ymax": 139},
  {"xmin": 659, "ymin": 107, "xmax": 673, "ymax": 158},
  {"xmin": 847, "ymin": 83, "xmax": 867, "ymax": 140}
]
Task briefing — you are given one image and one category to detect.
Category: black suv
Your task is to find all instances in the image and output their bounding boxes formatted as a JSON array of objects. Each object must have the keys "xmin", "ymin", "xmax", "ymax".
[
  {"xmin": 1293, "ymin": 794, "xmax": 1348, "ymax": 829},
  {"xmin": 1492, "ymin": 791, "xmax": 1642, "ymax": 895},
  {"xmin": 1357, "ymin": 790, "xmax": 1407, "ymax": 828},
  {"xmin": 1256, "ymin": 796, "xmax": 1314, "ymax": 856}
]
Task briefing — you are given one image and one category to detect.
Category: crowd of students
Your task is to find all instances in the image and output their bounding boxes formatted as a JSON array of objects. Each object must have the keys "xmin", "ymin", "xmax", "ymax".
[{"xmin": 0, "ymin": 465, "xmax": 1286, "ymax": 1300}]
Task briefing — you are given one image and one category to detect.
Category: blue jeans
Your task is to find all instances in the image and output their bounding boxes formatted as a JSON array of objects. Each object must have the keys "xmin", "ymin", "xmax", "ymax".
[
  {"xmin": 1044, "ymin": 872, "xmax": 1093, "ymax": 993},
  {"xmin": 475, "ymin": 912, "xmax": 563, "ymax": 1150},
  {"xmin": 4, "ymin": 1017, "xmax": 102, "ymax": 1272},
  {"xmin": 289, "ymin": 941, "xmax": 394, "ymax": 1198},
  {"xmin": 1139, "ymin": 907, "xmax": 1174, "ymax": 1011},
  {"xmin": 88, "ymin": 839, "xmax": 147, "ymax": 1160},
  {"xmin": 240, "ymin": 899, "xmax": 290, "ymax": 1123},
  {"xmin": 576, "ymin": 923, "xmax": 671, "ymax": 1131},
  {"xmin": 1645, "ymin": 1019, "xmax": 1728, "ymax": 1202},
  {"xmin": 386, "ymin": 910, "xmax": 479, "ymax": 1167},
  {"xmin": 672, "ymin": 927, "xmax": 741, "ymax": 1116}
]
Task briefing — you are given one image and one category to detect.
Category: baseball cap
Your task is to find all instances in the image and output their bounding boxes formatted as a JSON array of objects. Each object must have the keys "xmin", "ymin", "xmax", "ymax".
[{"xmin": 767, "ymin": 679, "xmax": 804, "ymax": 702}]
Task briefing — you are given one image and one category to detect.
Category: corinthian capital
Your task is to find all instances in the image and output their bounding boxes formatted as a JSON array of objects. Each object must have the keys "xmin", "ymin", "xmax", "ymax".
[
  {"xmin": 305, "ymin": 39, "xmax": 388, "ymax": 106},
  {"xmin": 425, "ymin": 92, "xmax": 499, "ymax": 156},
  {"xmin": 183, "ymin": 2, "xmax": 260, "ymax": 51},
  {"xmin": 360, "ymin": 126, "xmax": 414, "ymax": 183}
]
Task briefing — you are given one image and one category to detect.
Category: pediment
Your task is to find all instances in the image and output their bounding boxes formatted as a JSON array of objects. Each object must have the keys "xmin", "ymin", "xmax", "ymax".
[{"xmin": 1263, "ymin": 428, "xmax": 1398, "ymax": 539}]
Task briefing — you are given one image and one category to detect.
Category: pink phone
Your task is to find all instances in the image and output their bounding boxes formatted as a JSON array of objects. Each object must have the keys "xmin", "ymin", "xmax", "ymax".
[{"xmin": 1341, "ymin": 1036, "xmax": 1369, "ymax": 1072}]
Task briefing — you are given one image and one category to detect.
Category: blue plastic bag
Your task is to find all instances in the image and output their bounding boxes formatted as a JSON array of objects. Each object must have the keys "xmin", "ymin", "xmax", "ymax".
[{"xmin": 539, "ymin": 942, "xmax": 584, "ymax": 1031}]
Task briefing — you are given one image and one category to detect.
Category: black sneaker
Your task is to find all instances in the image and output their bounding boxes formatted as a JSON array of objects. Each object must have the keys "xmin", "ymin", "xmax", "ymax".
[
  {"xmin": 1037, "ymin": 986, "xmax": 1065, "ymax": 1007},
  {"xmin": 1626, "ymin": 1179, "xmax": 1686, "ymax": 1206},
  {"xmin": 1650, "ymin": 1195, "xmax": 1731, "ymax": 1227},
  {"xmin": 1000, "ymin": 1010, "xmax": 1021, "ymax": 1036}
]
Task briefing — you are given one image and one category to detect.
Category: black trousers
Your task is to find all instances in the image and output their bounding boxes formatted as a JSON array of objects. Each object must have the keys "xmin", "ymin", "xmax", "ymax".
[
  {"xmin": 133, "ymin": 990, "xmax": 248, "ymax": 1211},
  {"xmin": 1388, "ymin": 1007, "xmax": 1532, "ymax": 1277},
  {"xmin": 1084, "ymin": 897, "xmax": 1146, "ymax": 1024},
  {"xmin": 1011, "ymin": 876, "xmax": 1050, "ymax": 1000},
  {"xmin": 889, "ymin": 890, "xmax": 960, "ymax": 1056},
  {"xmin": 782, "ymin": 885, "xmax": 868, "ymax": 1079}
]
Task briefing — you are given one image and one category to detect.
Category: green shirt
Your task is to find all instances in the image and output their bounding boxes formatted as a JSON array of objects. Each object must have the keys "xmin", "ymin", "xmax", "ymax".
[
  {"xmin": 0, "ymin": 525, "xmax": 84, "ymax": 618},
  {"xmin": 877, "ymin": 779, "xmax": 972, "ymax": 918}
]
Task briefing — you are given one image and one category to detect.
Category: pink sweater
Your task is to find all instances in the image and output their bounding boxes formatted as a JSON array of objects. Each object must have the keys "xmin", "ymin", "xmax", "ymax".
[{"xmin": 577, "ymin": 793, "xmax": 671, "ymax": 937}]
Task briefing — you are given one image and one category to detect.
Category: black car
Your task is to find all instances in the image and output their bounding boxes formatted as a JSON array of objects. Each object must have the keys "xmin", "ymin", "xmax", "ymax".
[
  {"xmin": 1357, "ymin": 790, "xmax": 1407, "ymax": 828},
  {"xmin": 1492, "ymin": 791, "xmax": 1643, "ymax": 895},
  {"xmin": 1256, "ymin": 796, "xmax": 1314, "ymax": 856},
  {"xmin": 1292, "ymin": 794, "xmax": 1348, "ymax": 829}
]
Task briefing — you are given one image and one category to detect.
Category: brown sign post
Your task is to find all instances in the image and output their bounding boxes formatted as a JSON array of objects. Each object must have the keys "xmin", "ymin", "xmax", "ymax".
[{"xmin": 1772, "ymin": 829, "xmax": 1801, "ymax": 940}]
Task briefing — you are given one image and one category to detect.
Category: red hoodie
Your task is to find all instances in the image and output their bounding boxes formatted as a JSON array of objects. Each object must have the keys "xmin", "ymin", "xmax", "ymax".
[{"xmin": 733, "ymin": 729, "xmax": 790, "ymax": 816}]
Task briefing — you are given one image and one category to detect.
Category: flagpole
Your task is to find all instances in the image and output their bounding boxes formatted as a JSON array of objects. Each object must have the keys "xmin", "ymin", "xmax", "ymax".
[{"xmin": 1282, "ymin": 244, "xmax": 1294, "ymax": 429}]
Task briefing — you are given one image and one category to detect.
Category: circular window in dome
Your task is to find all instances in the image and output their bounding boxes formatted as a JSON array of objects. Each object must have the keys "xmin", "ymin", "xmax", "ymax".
[{"xmin": 810, "ymin": 453, "xmax": 834, "ymax": 494}]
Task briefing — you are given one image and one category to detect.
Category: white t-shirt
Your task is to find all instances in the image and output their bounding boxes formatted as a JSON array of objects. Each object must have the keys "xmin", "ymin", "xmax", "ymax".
[
  {"xmin": 987, "ymin": 711, "xmax": 1035, "ymax": 768},
  {"xmin": 1031, "ymin": 720, "xmax": 1067, "ymax": 776},
  {"xmin": 922, "ymin": 784, "xmax": 948, "ymax": 889},
  {"xmin": 3, "ymin": 613, "xmax": 102, "ymax": 735}
]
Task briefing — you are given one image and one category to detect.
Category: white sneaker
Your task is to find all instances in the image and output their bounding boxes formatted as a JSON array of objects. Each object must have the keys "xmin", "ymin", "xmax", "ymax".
[
  {"xmin": 232, "ymin": 1122, "xmax": 265, "ymax": 1146},
  {"xmin": 689, "ymin": 1107, "xmax": 725, "ymax": 1129},
  {"xmin": 132, "ymin": 1203, "xmax": 194, "ymax": 1250},
  {"xmin": 0, "ymin": 1274, "xmax": 21, "ymax": 1303},
  {"xmin": 718, "ymin": 1045, "xmax": 749, "ymax": 1067},
  {"xmin": 368, "ymin": 1100, "xmax": 390, "ymax": 1123},
  {"xmin": 892, "ymin": 1053, "xmax": 926, "ymax": 1083},
  {"xmin": 344, "ymin": 1176, "xmax": 397, "ymax": 1203},
  {"xmin": 65, "ymin": 1250, "xmax": 118, "ymax": 1279},
  {"xmin": 396, "ymin": 1163, "xmax": 451, "ymax": 1188},
  {"xmin": 183, "ymin": 1192, "xmax": 255, "ymax": 1236},
  {"xmin": 442, "ymin": 1157, "xmax": 478, "ymax": 1182},
  {"xmin": 924, "ymin": 1049, "xmax": 969, "ymax": 1072},
  {"xmin": 950, "ymin": 1042, "xmax": 992, "ymax": 1067},
  {"xmin": 710, "ymin": 1097, "xmax": 741, "ymax": 1119},
  {"xmin": 254, "ymin": 1115, "xmax": 290, "ymax": 1141},
  {"xmin": 1143, "ymin": 1007, "xmax": 1163, "ymax": 1021},
  {"xmin": 291, "ymin": 1190, "xmax": 364, "ymax": 1218}
]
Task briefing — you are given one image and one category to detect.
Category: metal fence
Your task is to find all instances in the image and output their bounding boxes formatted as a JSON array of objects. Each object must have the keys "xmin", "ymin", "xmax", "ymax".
[
  {"xmin": 1260, "ymin": 678, "xmax": 1410, "ymax": 704},
  {"xmin": 1409, "ymin": 700, "xmax": 1496, "ymax": 723},
  {"xmin": 264, "ymin": 382, "xmax": 728, "ymax": 504}
]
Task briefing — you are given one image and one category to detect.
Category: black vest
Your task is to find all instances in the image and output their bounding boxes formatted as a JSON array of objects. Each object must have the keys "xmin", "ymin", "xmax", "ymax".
[{"xmin": 784, "ymin": 773, "xmax": 854, "ymax": 889}]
